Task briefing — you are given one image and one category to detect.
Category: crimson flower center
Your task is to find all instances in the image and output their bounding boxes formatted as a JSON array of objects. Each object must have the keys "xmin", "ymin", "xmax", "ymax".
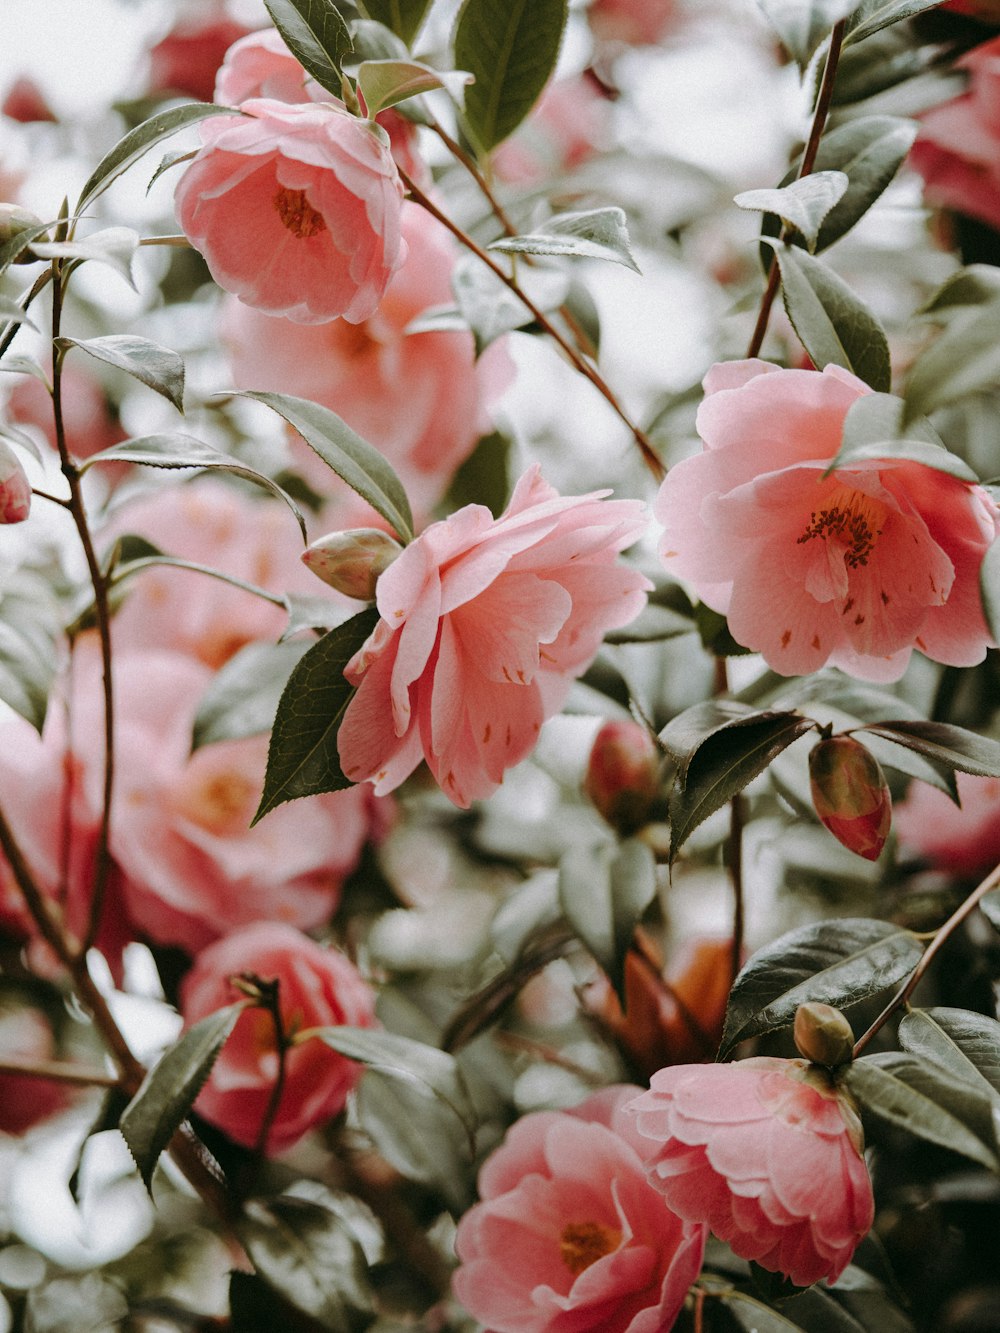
[
  {"xmin": 796, "ymin": 488, "xmax": 886, "ymax": 569},
  {"xmin": 559, "ymin": 1220, "xmax": 621, "ymax": 1276},
  {"xmin": 274, "ymin": 186, "xmax": 327, "ymax": 239}
]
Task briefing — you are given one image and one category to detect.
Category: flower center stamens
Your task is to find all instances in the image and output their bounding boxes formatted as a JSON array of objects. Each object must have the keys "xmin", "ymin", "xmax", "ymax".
[
  {"xmin": 796, "ymin": 490, "xmax": 884, "ymax": 569},
  {"xmin": 559, "ymin": 1220, "xmax": 621, "ymax": 1276},
  {"xmin": 274, "ymin": 187, "xmax": 327, "ymax": 238}
]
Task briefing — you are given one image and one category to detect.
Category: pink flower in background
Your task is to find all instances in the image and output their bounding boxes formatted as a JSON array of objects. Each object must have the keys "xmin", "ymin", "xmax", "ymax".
[
  {"xmin": 2, "ymin": 76, "xmax": 57, "ymax": 124},
  {"xmin": 895, "ymin": 771, "xmax": 1000, "ymax": 878},
  {"xmin": 9, "ymin": 363, "xmax": 125, "ymax": 467},
  {"xmin": 587, "ymin": 0, "xmax": 678, "ymax": 46},
  {"xmin": 175, "ymin": 98, "xmax": 406, "ymax": 324},
  {"xmin": 338, "ymin": 465, "xmax": 651, "ymax": 808},
  {"xmin": 492, "ymin": 75, "xmax": 607, "ymax": 186},
  {"xmin": 629, "ymin": 1058, "xmax": 874, "ymax": 1288},
  {"xmin": 181, "ymin": 921, "xmax": 377, "ymax": 1153},
  {"xmin": 223, "ymin": 204, "xmax": 513, "ymax": 510},
  {"xmin": 453, "ymin": 1085, "xmax": 707, "ymax": 1332},
  {"xmin": 0, "ymin": 439, "xmax": 30, "ymax": 523},
  {"xmin": 147, "ymin": 7, "xmax": 254, "ymax": 102},
  {"xmin": 656, "ymin": 360, "xmax": 1000, "ymax": 681},
  {"xmin": 0, "ymin": 1006, "xmax": 72, "ymax": 1135},
  {"xmin": 910, "ymin": 37, "xmax": 1000, "ymax": 233}
]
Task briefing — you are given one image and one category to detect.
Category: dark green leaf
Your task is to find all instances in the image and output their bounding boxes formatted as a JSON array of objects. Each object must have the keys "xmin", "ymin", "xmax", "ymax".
[
  {"xmin": 719, "ymin": 917, "xmax": 923, "ymax": 1057},
  {"xmin": 919, "ymin": 264, "xmax": 1000, "ymax": 318},
  {"xmin": 240, "ymin": 1195, "xmax": 374, "ymax": 1332},
  {"xmin": 58, "ymin": 335, "xmax": 184, "ymax": 411},
  {"xmin": 903, "ymin": 298, "xmax": 1000, "ymax": 425},
  {"xmin": 488, "ymin": 206, "xmax": 640, "ymax": 272},
  {"xmin": 254, "ymin": 607, "xmax": 380, "ymax": 821},
  {"xmin": 263, "ymin": 0, "xmax": 353, "ymax": 98},
  {"xmin": 723, "ymin": 1292, "xmax": 809, "ymax": 1332},
  {"xmin": 768, "ymin": 240, "xmax": 892, "ymax": 392},
  {"xmin": 694, "ymin": 604, "xmax": 756, "ymax": 656},
  {"xmin": 606, "ymin": 600, "xmax": 695, "ymax": 644},
  {"xmin": 899, "ymin": 1008, "xmax": 1000, "ymax": 1107},
  {"xmin": 826, "ymin": 390, "xmax": 978, "ymax": 481},
  {"xmin": 845, "ymin": 1051, "xmax": 1000, "ymax": 1170},
  {"xmin": 659, "ymin": 700, "xmax": 787, "ymax": 782},
  {"xmin": 193, "ymin": 640, "xmax": 312, "ymax": 750},
  {"xmin": 755, "ymin": 0, "xmax": 854, "ymax": 66},
  {"xmin": 76, "ymin": 103, "xmax": 238, "ymax": 215},
  {"xmin": 235, "ymin": 392, "xmax": 413, "ymax": 542},
  {"xmin": 356, "ymin": 0, "xmax": 433, "ymax": 44},
  {"xmin": 81, "ymin": 432, "xmax": 308, "ymax": 541},
  {"xmin": 454, "ymin": 0, "xmax": 569, "ymax": 154},
  {"xmin": 559, "ymin": 838, "xmax": 656, "ymax": 1002},
  {"xmin": 119, "ymin": 1003, "xmax": 245, "ymax": 1191},
  {"xmin": 858, "ymin": 720, "xmax": 1000, "ymax": 779},
  {"xmin": 356, "ymin": 59, "xmax": 469, "ymax": 116},
  {"xmin": 32, "ymin": 227, "xmax": 140, "ymax": 290},
  {"xmin": 983, "ymin": 537, "xmax": 1000, "ymax": 645},
  {"xmin": 845, "ymin": 0, "xmax": 946, "ymax": 46},
  {"xmin": 443, "ymin": 429, "xmax": 511, "ymax": 517},
  {"xmin": 737, "ymin": 172, "xmax": 849, "ymax": 251},
  {"xmin": 0, "ymin": 619, "xmax": 55, "ymax": 732}
]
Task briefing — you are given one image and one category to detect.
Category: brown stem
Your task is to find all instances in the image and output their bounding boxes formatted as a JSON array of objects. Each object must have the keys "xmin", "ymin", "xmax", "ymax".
[
  {"xmin": 0, "ymin": 1055, "xmax": 121, "ymax": 1088},
  {"xmin": 746, "ymin": 17, "xmax": 848, "ymax": 359},
  {"xmin": 251, "ymin": 979, "xmax": 288, "ymax": 1160},
  {"xmin": 494, "ymin": 1031, "xmax": 607, "ymax": 1083},
  {"xmin": 398, "ymin": 167, "xmax": 665, "ymax": 482},
  {"xmin": 31, "ymin": 487, "xmax": 72, "ymax": 509},
  {"xmin": 853, "ymin": 860, "xmax": 1000, "ymax": 1057}
]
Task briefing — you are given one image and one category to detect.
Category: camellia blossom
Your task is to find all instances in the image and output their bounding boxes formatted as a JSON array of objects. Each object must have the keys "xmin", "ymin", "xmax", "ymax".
[
  {"xmin": 587, "ymin": 0, "xmax": 678, "ymax": 47},
  {"xmin": 452, "ymin": 1085, "xmax": 707, "ymax": 1332},
  {"xmin": 492, "ymin": 75, "xmax": 607, "ymax": 186},
  {"xmin": 175, "ymin": 97, "xmax": 406, "ymax": 324},
  {"xmin": 181, "ymin": 921, "xmax": 377, "ymax": 1153},
  {"xmin": 656, "ymin": 360, "xmax": 1000, "ymax": 681},
  {"xmin": 0, "ymin": 438, "xmax": 30, "ymax": 523},
  {"xmin": 895, "ymin": 771, "xmax": 1000, "ymax": 879},
  {"xmin": 147, "ymin": 6, "xmax": 254, "ymax": 102},
  {"xmin": 628, "ymin": 1058, "xmax": 875, "ymax": 1288},
  {"xmin": 337, "ymin": 465, "xmax": 651, "ymax": 808}
]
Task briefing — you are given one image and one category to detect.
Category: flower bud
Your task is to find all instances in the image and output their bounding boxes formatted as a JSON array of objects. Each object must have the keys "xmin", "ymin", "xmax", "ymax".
[
  {"xmin": 0, "ymin": 440, "xmax": 31, "ymax": 523},
  {"xmin": 301, "ymin": 527, "xmax": 402, "ymax": 601},
  {"xmin": 808, "ymin": 735, "xmax": 891, "ymax": 861},
  {"xmin": 584, "ymin": 719, "xmax": 661, "ymax": 835},
  {"xmin": 793, "ymin": 1001, "xmax": 855, "ymax": 1068},
  {"xmin": 0, "ymin": 202, "xmax": 49, "ymax": 262}
]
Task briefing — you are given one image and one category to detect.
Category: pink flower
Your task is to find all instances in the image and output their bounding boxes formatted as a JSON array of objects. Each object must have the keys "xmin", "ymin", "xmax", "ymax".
[
  {"xmin": 452, "ymin": 1085, "xmax": 707, "ymax": 1332},
  {"xmin": 655, "ymin": 360, "xmax": 1000, "ymax": 681},
  {"xmin": 0, "ymin": 439, "xmax": 30, "ymax": 523},
  {"xmin": 337, "ymin": 466, "xmax": 651, "ymax": 808},
  {"xmin": 628, "ymin": 1058, "xmax": 875, "ymax": 1288},
  {"xmin": 587, "ymin": 0, "xmax": 679, "ymax": 46},
  {"xmin": 808, "ymin": 736, "xmax": 892, "ymax": 861},
  {"xmin": 0, "ymin": 1006, "xmax": 72, "ymax": 1135},
  {"xmin": 181, "ymin": 921, "xmax": 377, "ymax": 1153},
  {"xmin": 2, "ymin": 76, "xmax": 57, "ymax": 124},
  {"xmin": 147, "ymin": 8, "xmax": 255, "ymax": 102},
  {"xmin": 10, "ymin": 362, "xmax": 125, "ymax": 467},
  {"xmin": 584, "ymin": 719, "xmax": 662, "ymax": 836},
  {"xmin": 895, "ymin": 771, "xmax": 1000, "ymax": 878},
  {"xmin": 175, "ymin": 98, "xmax": 406, "ymax": 325},
  {"xmin": 222, "ymin": 204, "xmax": 513, "ymax": 509},
  {"xmin": 492, "ymin": 76, "xmax": 607, "ymax": 186},
  {"xmin": 910, "ymin": 37, "xmax": 1000, "ymax": 232}
]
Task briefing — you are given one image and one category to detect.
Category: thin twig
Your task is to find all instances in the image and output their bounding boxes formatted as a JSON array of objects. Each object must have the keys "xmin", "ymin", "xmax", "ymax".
[{"xmin": 0, "ymin": 1055, "xmax": 121, "ymax": 1088}]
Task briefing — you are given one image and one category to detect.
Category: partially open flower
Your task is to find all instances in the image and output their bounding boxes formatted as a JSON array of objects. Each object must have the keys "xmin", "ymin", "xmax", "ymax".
[
  {"xmin": 809, "ymin": 735, "xmax": 891, "ymax": 861},
  {"xmin": 584, "ymin": 719, "xmax": 662, "ymax": 835},
  {"xmin": 0, "ymin": 438, "xmax": 30, "ymax": 522},
  {"xmin": 793, "ymin": 1002, "xmax": 856, "ymax": 1068},
  {"xmin": 302, "ymin": 528, "xmax": 403, "ymax": 601}
]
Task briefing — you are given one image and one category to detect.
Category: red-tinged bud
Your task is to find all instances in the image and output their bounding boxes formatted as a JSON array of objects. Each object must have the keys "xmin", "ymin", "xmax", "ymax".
[
  {"xmin": 301, "ymin": 527, "xmax": 402, "ymax": 601},
  {"xmin": 809, "ymin": 735, "xmax": 891, "ymax": 861},
  {"xmin": 794, "ymin": 1001, "xmax": 855, "ymax": 1068},
  {"xmin": 584, "ymin": 720, "xmax": 661, "ymax": 836},
  {"xmin": 2, "ymin": 76, "xmax": 57, "ymax": 123},
  {"xmin": 0, "ymin": 440, "xmax": 30, "ymax": 523},
  {"xmin": 0, "ymin": 203, "xmax": 48, "ymax": 262}
]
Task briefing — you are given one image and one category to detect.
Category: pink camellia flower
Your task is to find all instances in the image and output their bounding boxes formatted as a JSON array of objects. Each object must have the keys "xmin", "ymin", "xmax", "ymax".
[
  {"xmin": 147, "ymin": 7, "xmax": 254, "ymax": 102},
  {"xmin": 656, "ymin": 359, "xmax": 1000, "ymax": 681},
  {"xmin": 0, "ymin": 439, "xmax": 30, "ymax": 523},
  {"xmin": 9, "ymin": 362, "xmax": 126, "ymax": 467},
  {"xmin": 492, "ymin": 75, "xmax": 607, "ymax": 186},
  {"xmin": 0, "ymin": 1006, "xmax": 72, "ymax": 1136},
  {"xmin": 337, "ymin": 465, "xmax": 651, "ymax": 808},
  {"xmin": 584, "ymin": 719, "xmax": 662, "ymax": 836},
  {"xmin": 588, "ymin": 0, "xmax": 678, "ymax": 47},
  {"xmin": 808, "ymin": 736, "xmax": 892, "ymax": 861},
  {"xmin": 181, "ymin": 921, "xmax": 377, "ymax": 1154},
  {"xmin": 452, "ymin": 1085, "xmax": 707, "ymax": 1332},
  {"xmin": 628, "ymin": 1058, "xmax": 875, "ymax": 1288},
  {"xmin": 895, "ymin": 771, "xmax": 1000, "ymax": 878},
  {"xmin": 175, "ymin": 98, "xmax": 406, "ymax": 325},
  {"xmin": 2, "ymin": 76, "xmax": 57, "ymax": 124},
  {"xmin": 910, "ymin": 37, "xmax": 1000, "ymax": 233},
  {"xmin": 222, "ymin": 203, "xmax": 513, "ymax": 509}
]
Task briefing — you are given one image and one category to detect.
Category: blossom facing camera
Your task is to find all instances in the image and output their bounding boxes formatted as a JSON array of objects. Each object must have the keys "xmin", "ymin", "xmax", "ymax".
[
  {"xmin": 584, "ymin": 719, "xmax": 661, "ymax": 835},
  {"xmin": 0, "ymin": 439, "xmax": 30, "ymax": 523},
  {"xmin": 655, "ymin": 360, "xmax": 1000, "ymax": 681},
  {"xmin": 302, "ymin": 528, "xmax": 402, "ymax": 601},
  {"xmin": 175, "ymin": 98, "xmax": 406, "ymax": 324},
  {"xmin": 337, "ymin": 465, "xmax": 651, "ymax": 808},
  {"xmin": 628, "ymin": 1058, "xmax": 875, "ymax": 1288},
  {"xmin": 181, "ymin": 921, "xmax": 377, "ymax": 1154},
  {"xmin": 452, "ymin": 1085, "xmax": 707, "ymax": 1332},
  {"xmin": 809, "ymin": 735, "xmax": 892, "ymax": 861}
]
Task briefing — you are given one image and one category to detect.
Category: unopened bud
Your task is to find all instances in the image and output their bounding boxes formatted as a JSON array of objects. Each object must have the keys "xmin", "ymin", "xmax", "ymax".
[
  {"xmin": 809, "ymin": 735, "xmax": 891, "ymax": 861},
  {"xmin": 0, "ymin": 441, "xmax": 31, "ymax": 524},
  {"xmin": 0, "ymin": 203, "xmax": 49, "ymax": 262},
  {"xmin": 794, "ymin": 1001, "xmax": 855, "ymax": 1067},
  {"xmin": 584, "ymin": 720, "xmax": 661, "ymax": 836},
  {"xmin": 301, "ymin": 527, "xmax": 402, "ymax": 601}
]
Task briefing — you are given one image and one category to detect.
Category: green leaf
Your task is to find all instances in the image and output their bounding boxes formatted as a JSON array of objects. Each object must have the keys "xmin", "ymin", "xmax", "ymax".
[
  {"xmin": 845, "ymin": 1051, "xmax": 1000, "ymax": 1170},
  {"xmin": 755, "ymin": 0, "xmax": 854, "ymax": 67},
  {"xmin": 0, "ymin": 218, "xmax": 53, "ymax": 274},
  {"xmin": 119, "ymin": 1003, "xmax": 245, "ymax": 1192},
  {"xmin": 767, "ymin": 240, "xmax": 892, "ymax": 392},
  {"xmin": 858, "ymin": 720, "xmax": 1000, "ymax": 779},
  {"xmin": 919, "ymin": 264, "xmax": 1000, "ymax": 319},
  {"xmin": 903, "ymin": 298, "xmax": 1000, "ymax": 426},
  {"xmin": 826, "ymin": 391, "xmax": 978, "ymax": 482},
  {"xmin": 980, "ymin": 890, "xmax": 1000, "ymax": 938},
  {"xmin": 443, "ymin": 429, "xmax": 511, "ymax": 517},
  {"xmin": 263, "ymin": 0, "xmax": 353, "ymax": 98},
  {"xmin": 254, "ymin": 607, "xmax": 380, "ymax": 821},
  {"xmin": 451, "ymin": 254, "xmax": 564, "ymax": 352},
  {"xmin": 356, "ymin": 59, "xmax": 470, "ymax": 116},
  {"xmin": 76, "ymin": 103, "xmax": 238, "ymax": 215},
  {"xmin": 147, "ymin": 148, "xmax": 197, "ymax": 194},
  {"xmin": 723, "ymin": 1292, "xmax": 809, "ymax": 1332},
  {"xmin": 899, "ymin": 1008, "xmax": 1000, "ymax": 1108},
  {"xmin": 0, "ymin": 294, "xmax": 37, "ymax": 330},
  {"xmin": 844, "ymin": 0, "xmax": 945, "ymax": 47},
  {"xmin": 454, "ymin": 0, "xmax": 569, "ymax": 154},
  {"xmin": 356, "ymin": 0, "xmax": 434, "ymax": 44},
  {"xmin": 719, "ymin": 917, "xmax": 923, "ymax": 1058},
  {"xmin": 663, "ymin": 705, "xmax": 815, "ymax": 860},
  {"xmin": 58, "ymin": 335, "xmax": 184, "ymax": 411},
  {"xmin": 235, "ymin": 392, "xmax": 413, "ymax": 543},
  {"xmin": 31, "ymin": 227, "xmax": 140, "ymax": 291},
  {"xmin": 240, "ymin": 1195, "xmax": 374, "ymax": 1332},
  {"xmin": 559, "ymin": 838, "xmax": 657, "ymax": 1002},
  {"xmin": 488, "ymin": 206, "xmax": 641, "ymax": 272},
  {"xmin": 192, "ymin": 640, "xmax": 312, "ymax": 750},
  {"xmin": 0, "ymin": 587, "xmax": 60, "ymax": 732},
  {"xmin": 81, "ymin": 432, "xmax": 308, "ymax": 542},
  {"xmin": 737, "ymin": 172, "xmax": 849, "ymax": 252},
  {"xmin": 982, "ymin": 537, "xmax": 1000, "ymax": 645}
]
